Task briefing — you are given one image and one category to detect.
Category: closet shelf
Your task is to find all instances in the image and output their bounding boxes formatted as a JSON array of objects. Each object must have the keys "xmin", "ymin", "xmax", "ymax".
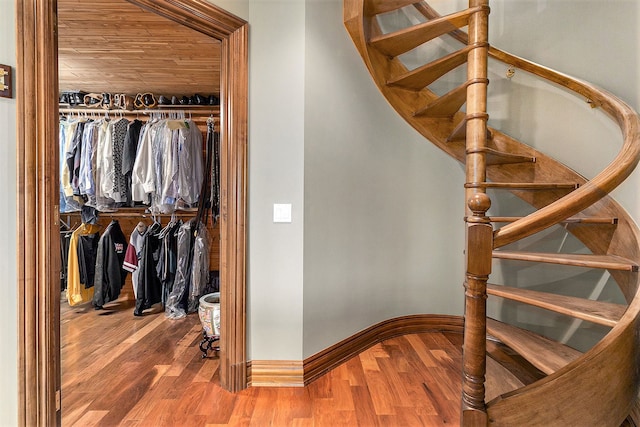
[{"xmin": 59, "ymin": 104, "xmax": 219, "ymax": 116}]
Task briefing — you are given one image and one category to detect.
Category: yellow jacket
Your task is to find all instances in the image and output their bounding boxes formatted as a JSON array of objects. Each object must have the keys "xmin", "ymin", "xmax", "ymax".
[{"xmin": 66, "ymin": 223, "xmax": 101, "ymax": 306}]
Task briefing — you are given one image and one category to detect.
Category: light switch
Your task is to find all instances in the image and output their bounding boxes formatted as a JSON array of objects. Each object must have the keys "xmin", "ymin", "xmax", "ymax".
[{"xmin": 273, "ymin": 203, "xmax": 292, "ymax": 223}]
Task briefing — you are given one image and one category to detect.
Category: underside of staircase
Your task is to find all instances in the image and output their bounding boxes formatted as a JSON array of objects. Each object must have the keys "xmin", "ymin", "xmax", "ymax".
[{"xmin": 343, "ymin": 1, "xmax": 640, "ymax": 426}]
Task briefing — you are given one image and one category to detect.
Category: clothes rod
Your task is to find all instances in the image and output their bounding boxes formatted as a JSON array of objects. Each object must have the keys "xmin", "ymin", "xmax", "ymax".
[
  {"xmin": 59, "ymin": 107, "xmax": 219, "ymax": 116},
  {"xmin": 63, "ymin": 209, "xmax": 200, "ymax": 218}
]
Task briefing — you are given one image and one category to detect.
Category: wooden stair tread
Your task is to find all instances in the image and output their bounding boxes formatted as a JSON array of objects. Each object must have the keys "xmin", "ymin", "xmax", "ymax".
[
  {"xmin": 486, "ymin": 318, "xmax": 583, "ymax": 375},
  {"xmin": 465, "ymin": 182, "xmax": 578, "ymax": 190},
  {"xmin": 489, "ymin": 216, "xmax": 618, "ymax": 225},
  {"xmin": 492, "ymin": 251, "xmax": 640, "ymax": 272},
  {"xmin": 387, "ymin": 46, "xmax": 471, "ymax": 90},
  {"xmin": 369, "ymin": 8, "xmax": 478, "ymax": 57},
  {"xmin": 487, "ymin": 283, "xmax": 626, "ymax": 327}
]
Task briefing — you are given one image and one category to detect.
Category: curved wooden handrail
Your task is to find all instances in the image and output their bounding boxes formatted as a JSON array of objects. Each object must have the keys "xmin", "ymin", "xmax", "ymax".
[
  {"xmin": 415, "ymin": 3, "xmax": 640, "ymax": 249},
  {"xmin": 487, "ymin": 52, "xmax": 640, "ymax": 248}
]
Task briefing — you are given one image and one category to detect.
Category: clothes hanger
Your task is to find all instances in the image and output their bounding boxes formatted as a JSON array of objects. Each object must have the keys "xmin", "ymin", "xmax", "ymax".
[{"xmin": 136, "ymin": 220, "xmax": 147, "ymax": 235}]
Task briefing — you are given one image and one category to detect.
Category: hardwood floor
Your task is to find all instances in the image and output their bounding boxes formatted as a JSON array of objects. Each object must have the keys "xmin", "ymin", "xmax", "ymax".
[{"xmin": 62, "ymin": 297, "xmax": 465, "ymax": 426}]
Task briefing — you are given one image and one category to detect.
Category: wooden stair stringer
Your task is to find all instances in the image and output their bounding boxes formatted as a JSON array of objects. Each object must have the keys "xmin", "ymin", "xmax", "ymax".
[{"xmin": 485, "ymin": 300, "xmax": 640, "ymax": 426}]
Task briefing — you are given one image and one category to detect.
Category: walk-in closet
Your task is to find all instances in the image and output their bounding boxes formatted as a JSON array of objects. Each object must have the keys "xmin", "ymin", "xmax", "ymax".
[{"xmin": 57, "ymin": 0, "xmax": 223, "ymax": 423}]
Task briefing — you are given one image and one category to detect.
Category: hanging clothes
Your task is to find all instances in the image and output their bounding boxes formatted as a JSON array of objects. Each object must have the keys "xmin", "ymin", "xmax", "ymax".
[
  {"xmin": 78, "ymin": 120, "xmax": 97, "ymax": 206},
  {"xmin": 111, "ymin": 117, "xmax": 129, "ymax": 204},
  {"xmin": 60, "ymin": 116, "xmax": 205, "ymax": 215},
  {"xmin": 59, "ymin": 122, "xmax": 69, "ymax": 213},
  {"xmin": 59, "ymin": 118, "xmax": 84, "ymax": 213},
  {"xmin": 68, "ymin": 120, "xmax": 86, "ymax": 197},
  {"xmin": 164, "ymin": 219, "xmax": 196, "ymax": 319},
  {"xmin": 176, "ymin": 121, "xmax": 204, "ymax": 207},
  {"xmin": 95, "ymin": 119, "xmax": 120, "ymax": 211},
  {"xmin": 134, "ymin": 221, "xmax": 163, "ymax": 316},
  {"xmin": 92, "ymin": 220, "xmax": 128, "ymax": 308},
  {"xmin": 130, "ymin": 120, "xmax": 157, "ymax": 205},
  {"xmin": 123, "ymin": 223, "xmax": 147, "ymax": 300},
  {"xmin": 131, "ymin": 119, "xmax": 204, "ymax": 214},
  {"xmin": 77, "ymin": 232, "xmax": 100, "ymax": 289},
  {"xmin": 122, "ymin": 119, "xmax": 144, "ymax": 206},
  {"xmin": 66, "ymin": 223, "xmax": 101, "ymax": 306},
  {"xmin": 209, "ymin": 122, "xmax": 220, "ymax": 222},
  {"xmin": 60, "ymin": 225, "xmax": 72, "ymax": 291},
  {"xmin": 157, "ymin": 220, "xmax": 182, "ymax": 307},
  {"xmin": 188, "ymin": 223, "xmax": 210, "ymax": 313}
]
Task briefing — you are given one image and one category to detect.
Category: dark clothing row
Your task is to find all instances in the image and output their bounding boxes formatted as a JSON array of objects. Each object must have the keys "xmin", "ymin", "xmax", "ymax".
[
  {"xmin": 93, "ymin": 220, "xmax": 128, "ymax": 308},
  {"xmin": 65, "ymin": 220, "xmax": 128, "ymax": 307}
]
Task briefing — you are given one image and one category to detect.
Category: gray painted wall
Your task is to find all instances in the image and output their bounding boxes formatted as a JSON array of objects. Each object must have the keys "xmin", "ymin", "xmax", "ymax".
[
  {"xmin": 246, "ymin": 0, "xmax": 306, "ymax": 360},
  {"xmin": 240, "ymin": 0, "xmax": 465, "ymax": 361},
  {"xmin": 302, "ymin": 0, "xmax": 465, "ymax": 358}
]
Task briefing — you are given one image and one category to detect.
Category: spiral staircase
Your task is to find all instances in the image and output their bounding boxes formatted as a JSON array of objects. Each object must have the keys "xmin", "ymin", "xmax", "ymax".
[{"xmin": 344, "ymin": 1, "xmax": 640, "ymax": 426}]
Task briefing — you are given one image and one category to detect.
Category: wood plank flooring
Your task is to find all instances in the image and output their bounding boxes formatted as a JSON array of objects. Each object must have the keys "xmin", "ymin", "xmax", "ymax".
[{"xmin": 62, "ymin": 297, "xmax": 465, "ymax": 426}]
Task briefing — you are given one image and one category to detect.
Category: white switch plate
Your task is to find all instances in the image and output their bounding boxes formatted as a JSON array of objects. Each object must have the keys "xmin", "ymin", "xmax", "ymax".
[{"xmin": 273, "ymin": 203, "xmax": 292, "ymax": 223}]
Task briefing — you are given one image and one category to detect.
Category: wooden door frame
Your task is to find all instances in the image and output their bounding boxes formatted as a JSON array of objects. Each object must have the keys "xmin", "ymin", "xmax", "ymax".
[{"xmin": 16, "ymin": 0, "xmax": 248, "ymax": 424}]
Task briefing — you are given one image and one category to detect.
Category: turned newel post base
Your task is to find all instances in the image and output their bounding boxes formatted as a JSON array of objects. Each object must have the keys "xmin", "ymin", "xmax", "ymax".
[{"xmin": 462, "ymin": 193, "xmax": 492, "ymax": 426}]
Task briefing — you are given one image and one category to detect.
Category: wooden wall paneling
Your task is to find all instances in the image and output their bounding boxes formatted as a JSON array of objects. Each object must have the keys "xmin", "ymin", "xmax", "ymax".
[
  {"xmin": 57, "ymin": 0, "xmax": 221, "ymax": 97},
  {"xmin": 17, "ymin": 1, "xmax": 248, "ymax": 425}
]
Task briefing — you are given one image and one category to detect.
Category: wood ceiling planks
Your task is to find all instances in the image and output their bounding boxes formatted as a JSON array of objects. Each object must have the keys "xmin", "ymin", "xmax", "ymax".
[{"xmin": 57, "ymin": 0, "xmax": 220, "ymax": 98}]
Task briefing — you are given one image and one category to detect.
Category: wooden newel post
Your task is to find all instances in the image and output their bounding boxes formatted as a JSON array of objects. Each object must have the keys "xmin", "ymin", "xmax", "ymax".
[
  {"xmin": 462, "ymin": 1, "xmax": 490, "ymax": 425},
  {"xmin": 462, "ymin": 193, "xmax": 492, "ymax": 426}
]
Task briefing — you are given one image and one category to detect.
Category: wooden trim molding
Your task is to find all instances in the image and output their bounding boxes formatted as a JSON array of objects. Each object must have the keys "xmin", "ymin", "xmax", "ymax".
[
  {"xmin": 127, "ymin": 0, "xmax": 249, "ymax": 394},
  {"xmin": 16, "ymin": 0, "xmax": 248, "ymax": 424},
  {"xmin": 17, "ymin": 1, "xmax": 61, "ymax": 425},
  {"xmin": 247, "ymin": 315, "xmax": 464, "ymax": 388},
  {"xmin": 249, "ymin": 361, "xmax": 305, "ymax": 388},
  {"xmin": 304, "ymin": 314, "xmax": 464, "ymax": 385}
]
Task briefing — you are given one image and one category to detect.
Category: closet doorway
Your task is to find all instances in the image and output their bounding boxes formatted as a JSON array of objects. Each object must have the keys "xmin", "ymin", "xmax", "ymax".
[{"xmin": 16, "ymin": 0, "xmax": 248, "ymax": 425}]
